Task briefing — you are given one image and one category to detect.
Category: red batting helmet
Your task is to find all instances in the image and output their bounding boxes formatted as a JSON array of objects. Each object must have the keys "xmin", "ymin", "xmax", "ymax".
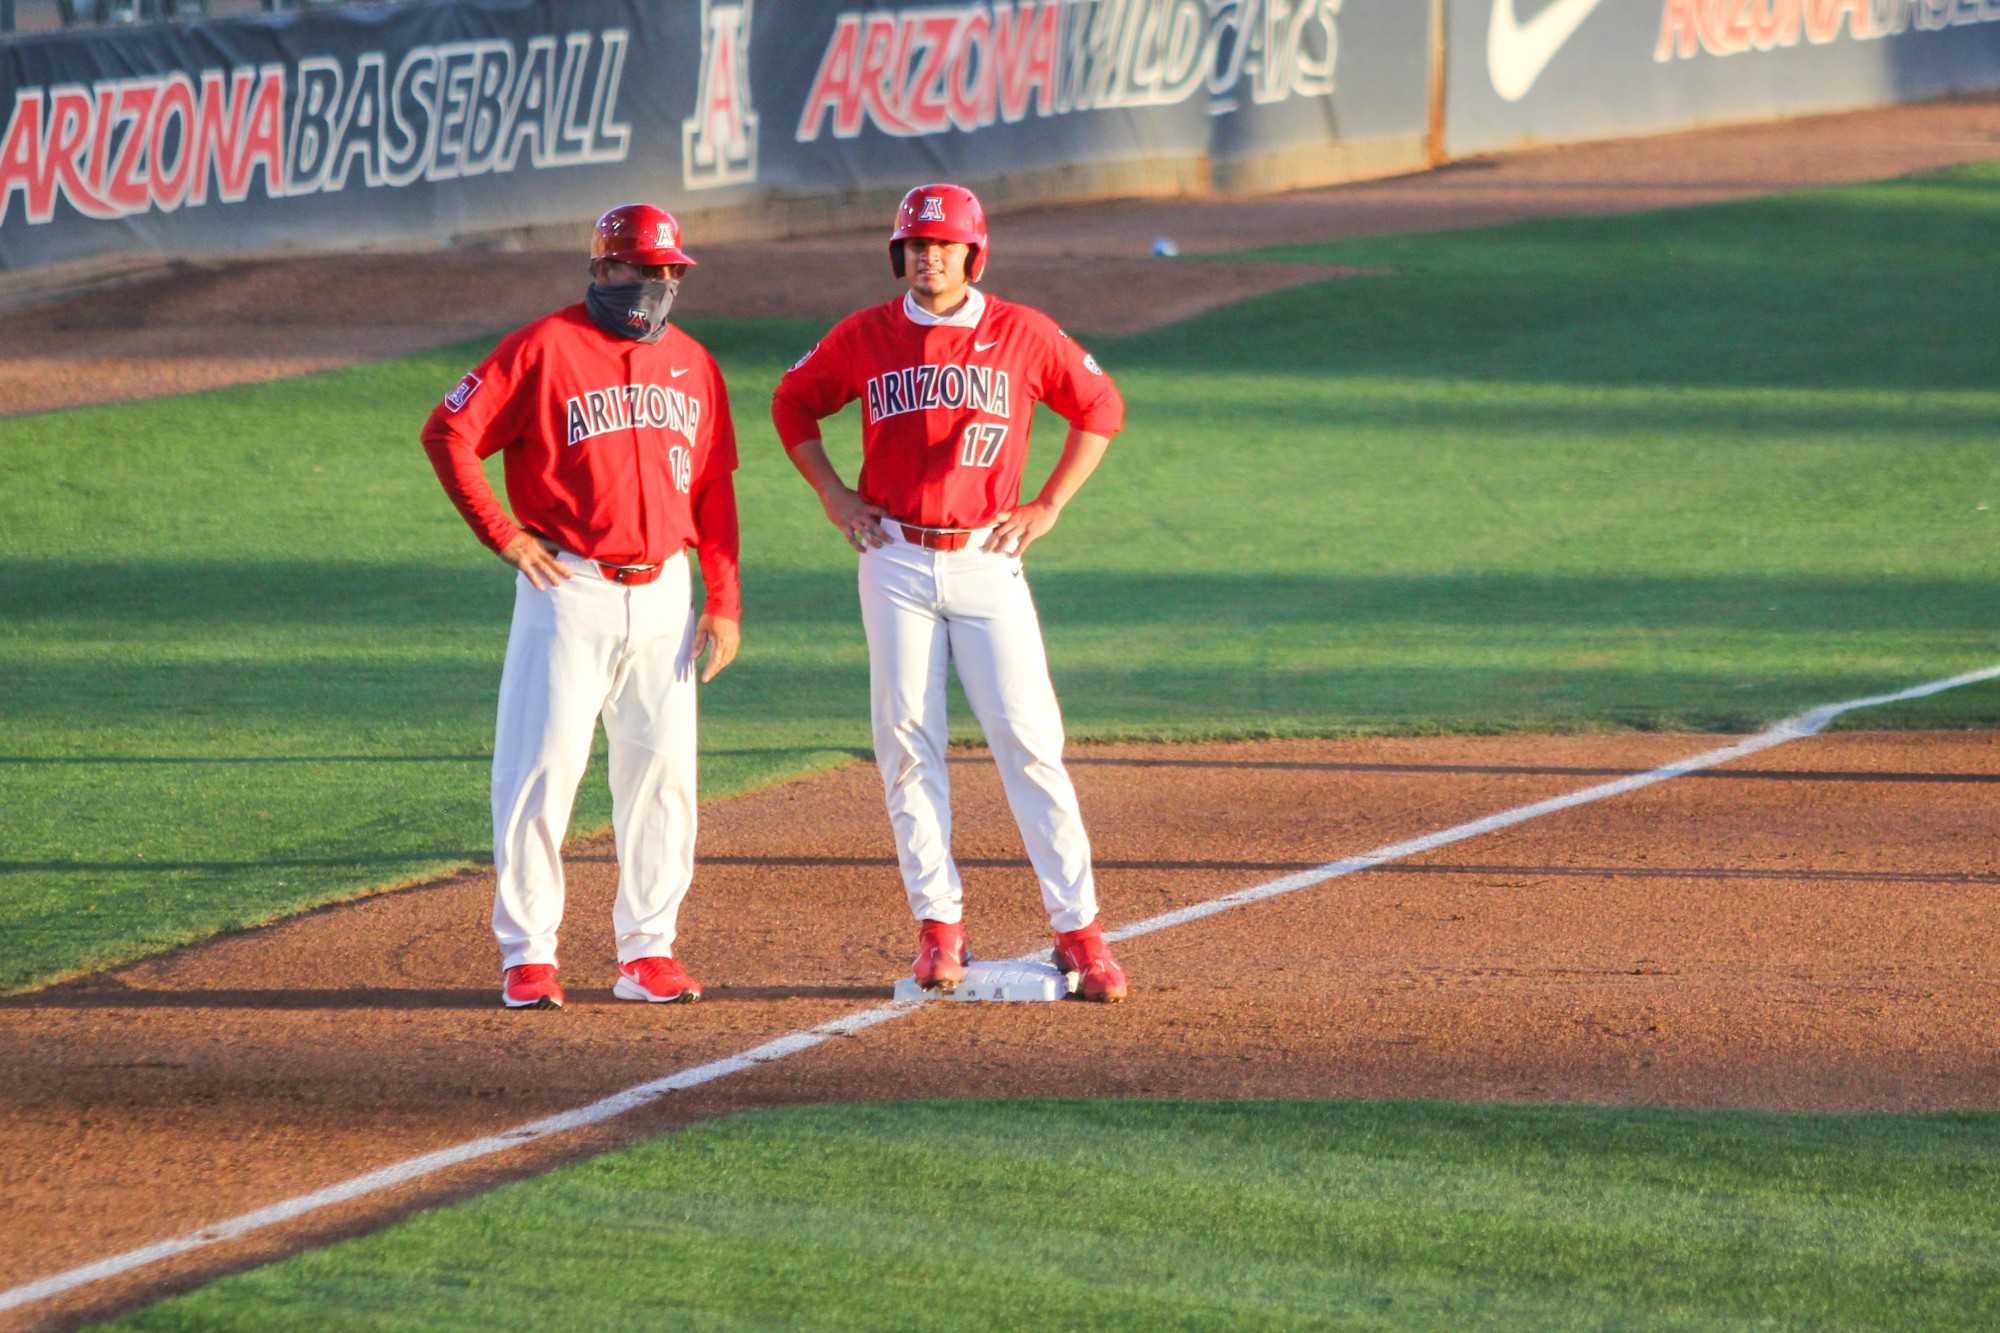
[
  {"xmin": 591, "ymin": 203, "xmax": 697, "ymax": 268},
  {"xmin": 890, "ymin": 183, "xmax": 987, "ymax": 283}
]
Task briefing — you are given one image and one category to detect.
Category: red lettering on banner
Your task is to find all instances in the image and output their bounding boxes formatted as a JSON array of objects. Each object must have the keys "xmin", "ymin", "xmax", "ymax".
[
  {"xmin": 902, "ymin": 14, "xmax": 959, "ymax": 135},
  {"xmin": 107, "ymin": 83, "xmax": 157, "ymax": 214},
  {"xmin": 190, "ymin": 68, "xmax": 257, "ymax": 204},
  {"xmin": 698, "ymin": 26, "xmax": 743, "ymax": 149},
  {"xmin": 151, "ymin": 74, "xmax": 196, "ymax": 210},
  {"xmin": 240, "ymin": 67, "xmax": 286, "ymax": 196},
  {"xmin": 1660, "ymin": 0, "xmax": 1824, "ymax": 57},
  {"xmin": 857, "ymin": 13, "xmax": 916, "ymax": 135},
  {"xmin": 47, "ymin": 87, "xmax": 111, "ymax": 221},
  {"xmin": 1805, "ymin": 0, "xmax": 1872, "ymax": 41},
  {"xmin": 1657, "ymin": 0, "xmax": 1701, "ymax": 58},
  {"xmin": 1718, "ymin": 0, "xmax": 1751, "ymax": 52},
  {"xmin": 995, "ymin": 1, "xmax": 1058, "ymax": 122},
  {"xmin": 798, "ymin": 14, "xmax": 864, "ymax": 139},
  {"xmin": 88, "ymin": 85, "xmax": 114, "ymax": 202},
  {"xmin": 0, "ymin": 92, "xmax": 45, "ymax": 223},
  {"xmin": 1751, "ymin": 0, "xmax": 1801, "ymax": 48},
  {"xmin": 949, "ymin": 9, "xmax": 996, "ymax": 130}
]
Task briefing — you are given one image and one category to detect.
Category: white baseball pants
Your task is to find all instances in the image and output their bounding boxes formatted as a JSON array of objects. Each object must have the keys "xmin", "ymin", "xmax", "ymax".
[
  {"xmin": 858, "ymin": 523, "xmax": 1098, "ymax": 934},
  {"xmin": 490, "ymin": 549, "xmax": 700, "ymax": 970}
]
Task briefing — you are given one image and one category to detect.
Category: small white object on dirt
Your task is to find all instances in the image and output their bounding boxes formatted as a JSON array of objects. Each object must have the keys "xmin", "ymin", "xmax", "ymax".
[
  {"xmin": 1150, "ymin": 236, "xmax": 1179, "ymax": 256},
  {"xmin": 893, "ymin": 958, "xmax": 1073, "ymax": 1002}
]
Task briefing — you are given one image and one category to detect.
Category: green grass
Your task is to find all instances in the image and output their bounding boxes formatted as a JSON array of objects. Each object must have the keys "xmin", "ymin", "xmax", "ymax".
[
  {"xmin": 109, "ymin": 1100, "xmax": 2000, "ymax": 1330},
  {"xmin": 3, "ymin": 165, "xmax": 1998, "ymax": 991}
]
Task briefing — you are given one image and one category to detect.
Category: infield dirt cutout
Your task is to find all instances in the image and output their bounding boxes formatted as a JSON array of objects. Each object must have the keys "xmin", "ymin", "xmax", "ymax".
[{"xmin": 3, "ymin": 99, "xmax": 1999, "ymax": 1329}]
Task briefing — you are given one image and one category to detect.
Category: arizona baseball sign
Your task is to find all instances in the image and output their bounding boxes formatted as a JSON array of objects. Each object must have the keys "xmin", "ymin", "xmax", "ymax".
[
  {"xmin": 0, "ymin": 29, "xmax": 631, "ymax": 227},
  {"xmin": 797, "ymin": 0, "xmax": 1340, "ymax": 139}
]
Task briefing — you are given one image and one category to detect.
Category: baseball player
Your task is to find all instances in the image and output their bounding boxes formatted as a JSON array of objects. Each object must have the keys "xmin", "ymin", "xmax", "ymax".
[
  {"xmin": 770, "ymin": 182, "xmax": 1130, "ymax": 1002},
  {"xmin": 421, "ymin": 203, "xmax": 740, "ymax": 1011}
]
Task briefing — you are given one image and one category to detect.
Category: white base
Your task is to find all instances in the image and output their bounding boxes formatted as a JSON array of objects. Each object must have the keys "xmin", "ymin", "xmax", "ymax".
[{"xmin": 893, "ymin": 958, "xmax": 1074, "ymax": 1003}]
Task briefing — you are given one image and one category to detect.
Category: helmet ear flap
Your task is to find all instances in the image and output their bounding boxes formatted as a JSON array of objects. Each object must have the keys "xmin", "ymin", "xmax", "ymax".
[
  {"xmin": 890, "ymin": 238, "xmax": 906, "ymax": 280},
  {"xmin": 967, "ymin": 244, "xmax": 985, "ymax": 283}
]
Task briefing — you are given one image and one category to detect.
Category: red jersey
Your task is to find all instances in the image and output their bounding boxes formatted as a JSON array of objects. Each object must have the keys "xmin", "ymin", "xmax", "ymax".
[
  {"xmin": 421, "ymin": 305, "xmax": 741, "ymax": 619},
  {"xmin": 770, "ymin": 292, "xmax": 1123, "ymax": 529}
]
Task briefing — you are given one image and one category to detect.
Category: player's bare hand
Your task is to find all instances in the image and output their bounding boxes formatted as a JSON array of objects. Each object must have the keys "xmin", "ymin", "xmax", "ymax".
[
  {"xmin": 984, "ymin": 501, "xmax": 1060, "ymax": 557},
  {"xmin": 694, "ymin": 614, "xmax": 740, "ymax": 683},
  {"xmin": 500, "ymin": 532, "xmax": 572, "ymax": 590},
  {"xmin": 821, "ymin": 485, "xmax": 890, "ymax": 552}
]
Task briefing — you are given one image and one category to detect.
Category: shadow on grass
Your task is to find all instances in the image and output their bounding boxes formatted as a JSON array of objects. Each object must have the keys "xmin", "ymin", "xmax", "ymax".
[
  {"xmin": 0, "ymin": 852, "xmax": 487, "ymax": 872},
  {"xmin": 5, "ymin": 564, "xmax": 1991, "ymax": 632},
  {"xmin": 3, "ymin": 569, "xmax": 1994, "ymax": 733},
  {"xmin": 0, "ymin": 982, "xmax": 889, "ymax": 1009}
]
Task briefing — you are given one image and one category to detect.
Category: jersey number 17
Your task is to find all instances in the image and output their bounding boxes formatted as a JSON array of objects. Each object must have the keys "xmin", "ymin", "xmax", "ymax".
[{"xmin": 959, "ymin": 422, "xmax": 1006, "ymax": 468}]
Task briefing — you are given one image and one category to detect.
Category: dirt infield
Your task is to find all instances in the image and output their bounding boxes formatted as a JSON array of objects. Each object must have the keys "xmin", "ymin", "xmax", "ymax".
[
  {"xmin": 5, "ymin": 732, "xmax": 1999, "ymax": 1326},
  {"xmin": 3, "ymin": 99, "xmax": 1998, "ymax": 1329}
]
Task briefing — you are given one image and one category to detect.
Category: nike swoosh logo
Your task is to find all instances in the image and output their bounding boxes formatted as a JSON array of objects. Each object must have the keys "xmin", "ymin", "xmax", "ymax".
[
  {"xmin": 973, "ymin": 339, "xmax": 1000, "ymax": 353},
  {"xmin": 1488, "ymin": 0, "xmax": 1605, "ymax": 102},
  {"xmin": 670, "ymin": 367, "xmax": 690, "ymax": 378}
]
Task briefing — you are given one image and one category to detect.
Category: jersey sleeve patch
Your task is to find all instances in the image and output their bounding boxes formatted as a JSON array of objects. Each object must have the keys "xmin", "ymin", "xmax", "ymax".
[{"xmin": 444, "ymin": 372, "xmax": 482, "ymax": 412}]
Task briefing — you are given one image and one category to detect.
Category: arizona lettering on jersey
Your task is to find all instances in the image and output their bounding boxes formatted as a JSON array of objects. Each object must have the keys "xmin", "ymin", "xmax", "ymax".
[
  {"xmin": 772, "ymin": 292, "xmax": 1122, "ymax": 530},
  {"xmin": 565, "ymin": 382, "xmax": 703, "ymax": 447},
  {"xmin": 864, "ymin": 363, "xmax": 1011, "ymax": 423},
  {"xmin": 420, "ymin": 303, "xmax": 742, "ymax": 618}
]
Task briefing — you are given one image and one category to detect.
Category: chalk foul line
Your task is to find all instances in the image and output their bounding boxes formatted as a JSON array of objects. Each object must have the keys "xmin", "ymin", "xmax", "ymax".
[{"xmin": 4, "ymin": 663, "xmax": 1995, "ymax": 1316}]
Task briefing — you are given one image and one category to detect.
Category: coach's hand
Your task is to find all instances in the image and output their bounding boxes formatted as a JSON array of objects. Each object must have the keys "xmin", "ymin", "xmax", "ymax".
[
  {"xmin": 500, "ymin": 532, "xmax": 572, "ymax": 590},
  {"xmin": 695, "ymin": 614, "xmax": 740, "ymax": 683}
]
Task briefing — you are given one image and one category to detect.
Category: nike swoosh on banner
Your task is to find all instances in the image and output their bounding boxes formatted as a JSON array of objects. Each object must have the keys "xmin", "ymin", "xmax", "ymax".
[
  {"xmin": 973, "ymin": 339, "xmax": 1000, "ymax": 352},
  {"xmin": 1488, "ymin": 0, "xmax": 1605, "ymax": 102}
]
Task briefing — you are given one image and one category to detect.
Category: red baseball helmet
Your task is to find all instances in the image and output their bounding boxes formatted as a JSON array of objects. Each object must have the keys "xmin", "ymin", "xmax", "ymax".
[
  {"xmin": 890, "ymin": 183, "xmax": 987, "ymax": 282},
  {"xmin": 591, "ymin": 203, "xmax": 697, "ymax": 268}
]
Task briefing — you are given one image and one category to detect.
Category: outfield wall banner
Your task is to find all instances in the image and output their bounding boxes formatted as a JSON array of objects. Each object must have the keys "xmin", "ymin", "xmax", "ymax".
[
  {"xmin": 1449, "ymin": 0, "xmax": 2000, "ymax": 158},
  {"xmin": 0, "ymin": 0, "xmax": 1432, "ymax": 273}
]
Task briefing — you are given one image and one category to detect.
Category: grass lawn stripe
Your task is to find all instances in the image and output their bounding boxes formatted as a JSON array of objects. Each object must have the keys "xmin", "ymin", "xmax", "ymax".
[{"xmin": 106, "ymin": 1101, "xmax": 2000, "ymax": 1331}]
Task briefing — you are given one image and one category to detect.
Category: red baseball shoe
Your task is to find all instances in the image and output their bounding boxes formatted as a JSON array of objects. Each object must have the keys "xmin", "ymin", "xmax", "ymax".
[
  {"xmin": 614, "ymin": 956, "xmax": 703, "ymax": 1004},
  {"xmin": 501, "ymin": 963, "xmax": 565, "ymax": 1010},
  {"xmin": 912, "ymin": 919, "xmax": 970, "ymax": 991},
  {"xmin": 1053, "ymin": 922, "xmax": 1129, "ymax": 1003}
]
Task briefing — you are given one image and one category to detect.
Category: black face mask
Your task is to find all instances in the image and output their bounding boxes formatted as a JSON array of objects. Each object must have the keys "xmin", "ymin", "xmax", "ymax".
[{"xmin": 585, "ymin": 277, "xmax": 680, "ymax": 342}]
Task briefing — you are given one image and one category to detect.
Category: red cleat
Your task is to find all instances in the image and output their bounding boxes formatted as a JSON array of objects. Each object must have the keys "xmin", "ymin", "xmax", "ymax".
[
  {"xmin": 912, "ymin": 919, "xmax": 970, "ymax": 991},
  {"xmin": 502, "ymin": 964, "xmax": 565, "ymax": 1010},
  {"xmin": 1053, "ymin": 922, "xmax": 1129, "ymax": 1003},
  {"xmin": 614, "ymin": 955, "xmax": 703, "ymax": 1004}
]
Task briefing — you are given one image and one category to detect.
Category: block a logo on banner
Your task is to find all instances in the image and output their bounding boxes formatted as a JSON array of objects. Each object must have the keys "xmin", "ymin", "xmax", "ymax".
[{"xmin": 683, "ymin": 0, "xmax": 758, "ymax": 189}]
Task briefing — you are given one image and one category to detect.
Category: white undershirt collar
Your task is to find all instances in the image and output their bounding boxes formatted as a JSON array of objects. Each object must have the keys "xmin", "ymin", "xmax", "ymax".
[{"xmin": 902, "ymin": 286, "xmax": 986, "ymax": 328}]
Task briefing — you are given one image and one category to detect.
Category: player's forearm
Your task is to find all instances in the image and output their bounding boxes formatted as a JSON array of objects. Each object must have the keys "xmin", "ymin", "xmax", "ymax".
[
  {"xmin": 783, "ymin": 438, "xmax": 853, "ymax": 503},
  {"xmin": 1031, "ymin": 429, "xmax": 1112, "ymax": 513},
  {"xmin": 691, "ymin": 477, "xmax": 743, "ymax": 621},
  {"xmin": 421, "ymin": 432, "xmax": 519, "ymax": 552}
]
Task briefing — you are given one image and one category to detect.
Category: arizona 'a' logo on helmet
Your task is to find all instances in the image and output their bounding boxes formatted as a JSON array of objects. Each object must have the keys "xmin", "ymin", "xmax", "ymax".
[
  {"xmin": 889, "ymin": 182, "xmax": 988, "ymax": 281},
  {"xmin": 592, "ymin": 203, "xmax": 698, "ymax": 268}
]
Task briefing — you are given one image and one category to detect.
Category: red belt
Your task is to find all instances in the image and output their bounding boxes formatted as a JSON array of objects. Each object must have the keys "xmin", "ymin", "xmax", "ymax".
[
  {"xmin": 530, "ymin": 534, "xmax": 663, "ymax": 585},
  {"xmin": 596, "ymin": 561, "xmax": 663, "ymax": 585},
  {"xmin": 899, "ymin": 524, "xmax": 973, "ymax": 551}
]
